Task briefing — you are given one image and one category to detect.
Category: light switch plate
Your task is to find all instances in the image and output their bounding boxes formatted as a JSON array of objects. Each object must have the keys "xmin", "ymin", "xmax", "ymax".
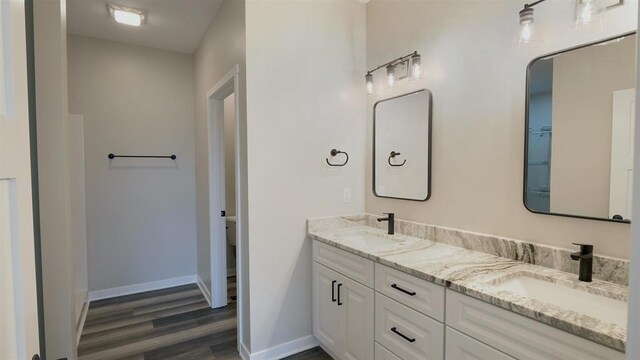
[{"xmin": 343, "ymin": 187, "xmax": 352, "ymax": 203}]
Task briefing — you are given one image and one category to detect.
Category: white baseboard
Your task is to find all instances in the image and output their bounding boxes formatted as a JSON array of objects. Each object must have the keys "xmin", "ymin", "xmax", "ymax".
[
  {"xmin": 88, "ymin": 275, "xmax": 197, "ymax": 302},
  {"xmin": 240, "ymin": 342, "xmax": 251, "ymax": 360},
  {"xmin": 197, "ymin": 274, "xmax": 212, "ymax": 307},
  {"xmin": 76, "ymin": 299, "xmax": 89, "ymax": 346},
  {"xmin": 245, "ymin": 335, "xmax": 319, "ymax": 360}
]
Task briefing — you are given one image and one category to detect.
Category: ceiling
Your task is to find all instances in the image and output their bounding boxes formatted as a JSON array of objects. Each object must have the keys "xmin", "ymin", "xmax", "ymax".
[{"xmin": 67, "ymin": 0, "xmax": 223, "ymax": 54}]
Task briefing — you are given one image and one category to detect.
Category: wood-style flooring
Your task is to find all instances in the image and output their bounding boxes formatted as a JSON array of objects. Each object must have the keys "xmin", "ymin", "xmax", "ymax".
[{"xmin": 78, "ymin": 278, "xmax": 332, "ymax": 359}]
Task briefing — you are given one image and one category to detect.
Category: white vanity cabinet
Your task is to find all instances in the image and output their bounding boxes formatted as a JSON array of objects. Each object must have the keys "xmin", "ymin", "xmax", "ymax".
[
  {"xmin": 312, "ymin": 242, "xmax": 374, "ymax": 360},
  {"xmin": 312, "ymin": 240, "xmax": 625, "ymax": 360}
]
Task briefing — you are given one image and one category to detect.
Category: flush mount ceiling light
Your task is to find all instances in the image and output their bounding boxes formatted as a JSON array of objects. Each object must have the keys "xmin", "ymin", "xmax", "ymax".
[
  {"xmin": 364, "ymin": 51, "xmax": 422, "ymax": 95},
  {"xmin": 108, "ymin": 4, "xmax": 146, "ymax": 27}
]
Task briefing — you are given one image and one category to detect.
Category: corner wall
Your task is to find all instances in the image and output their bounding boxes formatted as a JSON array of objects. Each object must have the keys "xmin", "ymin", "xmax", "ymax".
[
  {"xmin": 33, "ymin": 0, "xmax": 76, "ymax": 357},
  {"xmin": 245, "ymin": 0, "xmax": 367, "ymax": 354},
  {"xmin": 193, "ymin": 0, "xmax": 249, "ymax": 349},
  {"xmin": 365, "ymin": 0, "xmax": 637, "ymax": 259}
]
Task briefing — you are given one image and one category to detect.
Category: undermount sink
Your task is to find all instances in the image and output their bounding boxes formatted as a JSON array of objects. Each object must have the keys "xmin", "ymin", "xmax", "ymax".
[
  {"xmin": 492, "ymin": 273, "xmax": 628, "ymax": 326},
  {"xmin": 332, "ymin": 227, "xmax": 419, "ymax": 251}
]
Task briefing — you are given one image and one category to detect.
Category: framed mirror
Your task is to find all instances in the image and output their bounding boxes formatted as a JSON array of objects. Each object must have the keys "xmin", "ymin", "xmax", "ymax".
[
  {"xmin": 524, "ymin": 32, "xmax": 636, "ymax": 223},
  {"xmin": 373, "ymin": 89, "xmax": 432, "ymax": 201}
]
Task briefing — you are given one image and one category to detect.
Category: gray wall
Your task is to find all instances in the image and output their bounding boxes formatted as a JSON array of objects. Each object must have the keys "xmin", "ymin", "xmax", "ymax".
[{"xmin": 67, "ymin": 35, "xmax": 197, "ymax": 292}]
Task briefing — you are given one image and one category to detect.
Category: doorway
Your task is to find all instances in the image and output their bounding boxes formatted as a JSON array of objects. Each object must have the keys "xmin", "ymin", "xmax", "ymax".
[{"xmin": 207, "ymin": 65, "xmax": 244, "ymax": 349}]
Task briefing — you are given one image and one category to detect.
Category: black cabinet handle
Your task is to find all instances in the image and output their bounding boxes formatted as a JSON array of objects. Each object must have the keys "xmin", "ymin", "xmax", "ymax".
[
  {"xmin": 391, "ymin": 283, "xmax": 416, "ymax": 296},
  {"xmin": 331, "ymin": 280, "xmax": 337, "ymax": 302},
  {"xmin": 391, "ymin": 327, "xmax": 416, "ymax": 343},
  {"xmin": 337, "ymin": 283, "xmax": 343, "ymax": 305}
]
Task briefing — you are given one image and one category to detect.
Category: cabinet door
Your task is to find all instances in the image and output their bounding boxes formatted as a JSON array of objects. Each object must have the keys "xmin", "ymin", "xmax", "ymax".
[
  {"xmin": 339, "ymin": 275, "xmax": 374, "ymax": 360},
  {"xmin": 445, "ymin": 327, "xmax": 514, "ymax": 360},
  {"xmin": 313, "ymin": 262, "xmax": 341, "ymax": 355}
]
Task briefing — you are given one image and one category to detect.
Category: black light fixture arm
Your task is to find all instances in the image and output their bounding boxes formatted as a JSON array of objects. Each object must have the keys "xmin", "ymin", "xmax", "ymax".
[
  {"xmin": 523, "ymin": 0, "xmax": 547, "ymax": 8},
  {"xmin": 366, "ymin": 51, "xmax": 418, "ymax": 76}
]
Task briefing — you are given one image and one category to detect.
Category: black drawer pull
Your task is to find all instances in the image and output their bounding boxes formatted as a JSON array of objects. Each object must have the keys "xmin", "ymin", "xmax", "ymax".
[
  {"xmin": 391, "ymin": 283, "xmax": 416, "ymax": 296},
  {"xmin": 331, "ymin": 280, "xmax": 337, "ymax": 302},
  {"xmin": 337, "ymin": 283, "xmax": 343, "ymax": 305},
  {"xmin": 391, "ymin": 327, "xmax": 416, "ymax": 343}
]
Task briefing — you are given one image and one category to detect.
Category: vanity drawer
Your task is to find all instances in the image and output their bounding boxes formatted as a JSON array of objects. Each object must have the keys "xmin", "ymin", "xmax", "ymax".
[
  {"xmin": 375, "ymin": 342, "xmax": 402, "ymax": 360},
  {"xmin": 445, "ymin": 326, "xmax": 514, "ymax": 360},
  {"xmin": 375, "ymin": 263, "xmax": 445, "ymax": 321},
  {"xmin": 313, "ymin": 240, "xmax": 374, "ymax": 287},
  {"xmin": 445, "ymin": 290, "xmax": 625, "ymax": 360},
  {"xmin": 375, "ymin": 293, "xmax": 444, "ymax": 360}
]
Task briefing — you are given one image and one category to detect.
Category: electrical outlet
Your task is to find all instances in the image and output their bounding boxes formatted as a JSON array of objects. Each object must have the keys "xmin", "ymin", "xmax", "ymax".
[{"xmin": 343, "ymin": 187, "xmax": 352, "ymax": 203}]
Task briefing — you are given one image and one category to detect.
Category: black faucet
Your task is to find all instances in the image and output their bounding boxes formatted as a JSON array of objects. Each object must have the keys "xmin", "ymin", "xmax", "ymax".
[
  {"xmin": 570, "ymin": 243, "xmax": 593, "ymax": 282},
  {"xmin": 377, "ymin": 213, "xmax": 395, "ymax": 235}
]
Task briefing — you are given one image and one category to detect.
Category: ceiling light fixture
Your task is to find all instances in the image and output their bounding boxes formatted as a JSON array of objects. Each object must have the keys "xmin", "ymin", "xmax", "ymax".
[
  {"xmin": 108, "ymin": 4, "xmax": 145, "ymax": 27},
  {"xmin": 364, "ymin": 51, "xmax": 422, "ymax": 95}
]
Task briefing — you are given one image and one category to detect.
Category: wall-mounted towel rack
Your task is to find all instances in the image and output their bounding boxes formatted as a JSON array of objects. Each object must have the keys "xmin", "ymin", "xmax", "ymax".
[
  {"xmin": 108, "ymin": 153, "xmax": 177, "ymax": 160},
  {"xmin": 388, "ymin": 151, "xmax": 406, "ymax": 167},
  {"xmin": 326, "ymin": 149, "xmax": 349, "ymax": 167}
]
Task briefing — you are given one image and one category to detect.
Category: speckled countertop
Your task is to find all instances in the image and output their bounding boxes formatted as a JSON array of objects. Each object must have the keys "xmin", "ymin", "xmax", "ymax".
[{"xmin": 307, "ymin": 219, "xmax": 628, "ymax": 353}]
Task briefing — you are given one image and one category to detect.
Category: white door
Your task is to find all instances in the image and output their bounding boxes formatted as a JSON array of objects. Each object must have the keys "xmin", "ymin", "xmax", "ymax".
[
  {"xmin": 0, "ymin": 1, "xmax": 41, "ymax": 359},
  {"xmin": 339, "ymin": 276, "xmax": 374, "ymax": 360},
  {"xmin": 609, "ymin": 88, "xmax": 636, "ymax": 220},
  {"xmin": 312, "ymin": 262, "xmax": 341, "ymax": 355}
]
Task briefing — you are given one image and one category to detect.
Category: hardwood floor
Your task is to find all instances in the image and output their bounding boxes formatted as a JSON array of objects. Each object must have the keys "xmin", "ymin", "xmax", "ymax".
[{"xmin": 78, "ymin": 279, "xmax": 331, "ymax": 359}]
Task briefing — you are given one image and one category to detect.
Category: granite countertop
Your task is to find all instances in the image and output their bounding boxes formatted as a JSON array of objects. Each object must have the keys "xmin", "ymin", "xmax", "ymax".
[{"xmin": 307, "ymin": 223, "xmax": 628, "ymax": 353}]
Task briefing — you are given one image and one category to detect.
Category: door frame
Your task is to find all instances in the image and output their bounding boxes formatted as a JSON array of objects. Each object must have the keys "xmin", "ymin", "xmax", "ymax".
[{"xmin": 206, "ymin": 64, "xmax": 243, "ymax": 340}]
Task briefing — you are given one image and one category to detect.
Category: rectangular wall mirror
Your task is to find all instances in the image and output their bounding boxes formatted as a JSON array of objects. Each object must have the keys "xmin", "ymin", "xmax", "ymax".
[
  {"xmin": 374, "ymin": 89, "xmax": 432, "ymax": 201},
  {"xmin": 524, "ymin": 32, "xmax": 636, "ymax": 223}
]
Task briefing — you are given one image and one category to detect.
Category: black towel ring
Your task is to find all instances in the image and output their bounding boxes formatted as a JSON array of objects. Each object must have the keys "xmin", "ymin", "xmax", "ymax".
[
  {"xmin": 326, "ymin": 149, "xmax": 349, "ymax": 167},
  {"xmin": 388, "ymin": 151, "xmax": 406, "ymax": 167}
]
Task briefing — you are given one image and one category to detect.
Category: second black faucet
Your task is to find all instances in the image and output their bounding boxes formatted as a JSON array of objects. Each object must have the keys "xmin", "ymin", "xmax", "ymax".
[{"xmin": 377, "ymin": 213, "xmax": 395, "ymax": 235}]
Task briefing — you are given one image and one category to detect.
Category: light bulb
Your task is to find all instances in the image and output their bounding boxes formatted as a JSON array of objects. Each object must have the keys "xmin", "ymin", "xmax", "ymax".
[
  {"xmin": 386, "ymin": 65, "xmax": 397, "ymax": 88},
  {"xmin": 365, "ymin": 73, "xmax": 374, "ymax": 95},
  {"xmin": 518, "ymin": 6, "xmax": 535, "ymax": 46},
  {"xmin": 409, "ymin": 54, "xmax": 422, "ymax": 83},
  {"xmin": 520, "ymin": 23, "xmax": 533, "ymax": 43},
  {"xmin": 577, "ymin": 0, "xmax": 595, "ymax": 25}
]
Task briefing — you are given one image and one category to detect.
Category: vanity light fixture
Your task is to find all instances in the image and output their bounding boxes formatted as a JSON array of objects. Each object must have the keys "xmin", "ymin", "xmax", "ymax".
[
  {"xmin": 108, "ymin": 4, "xmax": 146, "ymax": 27},
  {"xmin": 366, "ymin": 72, "xmax": 374, "ymax": 95},
  {"xmin": 576, "ymin": 0, "xmax": 596, "ymax": 25},
  {"xmin": 409, "ymin": 53, "xmax": 422, "ymax": 82},
  {"xmin": 364, "ymin": 51, "xmax": 421, "ymax": 95},
  {"xmin": 386, "ymin": 64, "xmax": 397, "ymax": 88},
  {"xmin": 518, "ymin": 1, "xmax": 544, "ymax": 46}
]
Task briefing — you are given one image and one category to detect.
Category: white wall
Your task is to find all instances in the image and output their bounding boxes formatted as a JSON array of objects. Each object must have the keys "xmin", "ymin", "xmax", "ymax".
[
  {"xmin": 68, "ymin": 114, "xmax": 88, "ymax": 327},
  {"xmin": 67, "ymin": 35, "xmax": 197, "ymax": 292},
  {"xmin": 34, "ymin": 0, "xmax": 77, "ymax": 357},
  {"xmin": 192, "ymin": 0, "xmax": 249, "ymax": 348},
  {"xmin": 365, "ymin": 0, "xmax": 637, "ymax": 259},
  {"xmin": 245, "ymin": 0, "xmax": 366, "ymax": 353}
]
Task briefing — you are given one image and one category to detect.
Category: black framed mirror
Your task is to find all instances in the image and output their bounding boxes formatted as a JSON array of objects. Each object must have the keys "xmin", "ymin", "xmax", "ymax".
[
  {"xmin": 524, "ymin": 32, "xmax": 636, "ymax": 223},
  {"xmin": 373, "ymin": 89, "xmax": 432, "ymax": 201}
]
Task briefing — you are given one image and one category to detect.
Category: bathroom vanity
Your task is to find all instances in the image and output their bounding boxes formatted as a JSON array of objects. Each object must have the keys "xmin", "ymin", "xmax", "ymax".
[{"xmin": 308, "ymin": 215, "xmax": 628, "ymax": 360}]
